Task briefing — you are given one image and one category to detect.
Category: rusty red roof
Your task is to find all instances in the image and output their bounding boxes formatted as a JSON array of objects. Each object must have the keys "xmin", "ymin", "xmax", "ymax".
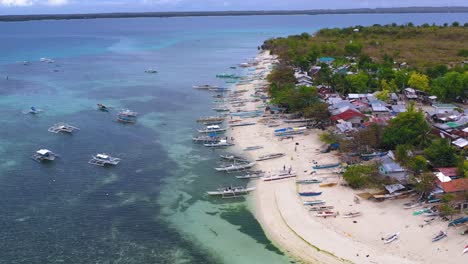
[
  {"xmin": 440, "ymin": 178, "xmax": 468, "ymax": 193},
  {"xmin": 436, "ymin": 167, "xmax": 460, "ymax": 177},
  {"xmin": 330, "ymin": 109, "xmax": 365, "ymax": 122}
]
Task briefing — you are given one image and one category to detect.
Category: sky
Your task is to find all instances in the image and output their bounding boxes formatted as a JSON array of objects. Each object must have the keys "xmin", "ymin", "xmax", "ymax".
[{"xmin": 0, "ymin": 0, "xmax": 466, "ymax": 15}]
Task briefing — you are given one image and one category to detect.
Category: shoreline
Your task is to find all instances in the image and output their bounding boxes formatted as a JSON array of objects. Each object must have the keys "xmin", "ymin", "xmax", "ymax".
[{"xmin": 227, "ymin": 50, "xmax": 466, "ymax": 264}]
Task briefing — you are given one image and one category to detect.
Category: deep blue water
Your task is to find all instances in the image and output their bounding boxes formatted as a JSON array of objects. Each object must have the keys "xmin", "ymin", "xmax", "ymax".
[{"xmin": 0, "ymin": 13, "xmax": 466, "ymax": 264}]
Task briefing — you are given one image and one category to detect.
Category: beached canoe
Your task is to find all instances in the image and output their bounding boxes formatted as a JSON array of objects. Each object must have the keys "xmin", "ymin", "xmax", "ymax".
[
  {"xmin": 315, "ymin": 211, "xmax": 337, "ymax": 218},
  {"xmin": 383, "ymin": 232, "xmax": 399, "ymax": 244},
  {"xmin": 303, "ymin": 200, "xmax": 325, "ymax": 206},
  {"xmin": 312, "ymin": 163, "xmax": 341, "ymax": 170},
  {"xmin": 342, "ymin": 211, "xmax": 362, "ymax": 218},
  {"xmin": 296, "ymin": 179, "xmax": 321, "ymax": 184},
  {"xmin": 298, "ymin": 192, "xmax": 322, "ymax": 197},
  {"xmin": 432, "ymin": 231, "xmax": 447, "ymax": 242}
]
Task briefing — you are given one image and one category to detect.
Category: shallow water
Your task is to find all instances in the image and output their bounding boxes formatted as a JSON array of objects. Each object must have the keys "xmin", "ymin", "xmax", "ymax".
[{"xmin": 0, "ymin": 13, "xmax": 466, "ymax": 263}]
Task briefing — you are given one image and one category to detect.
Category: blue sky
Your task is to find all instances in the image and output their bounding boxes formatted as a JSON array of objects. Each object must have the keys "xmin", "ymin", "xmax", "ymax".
[{"xmin": 0, "ymin": 0, "xmax": 466, "ymax": 15}]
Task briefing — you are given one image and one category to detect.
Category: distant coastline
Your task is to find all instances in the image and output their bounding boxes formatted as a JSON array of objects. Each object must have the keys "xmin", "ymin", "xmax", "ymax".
[{"xmin": 1, "ymin": 6, "xmax": 468, "ymax": 22}]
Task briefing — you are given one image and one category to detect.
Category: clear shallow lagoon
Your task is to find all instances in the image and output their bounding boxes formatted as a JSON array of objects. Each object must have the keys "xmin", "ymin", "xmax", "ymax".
[{"xmin": 0, "ymin": 13, "xmax": 466, "ymax": 264}]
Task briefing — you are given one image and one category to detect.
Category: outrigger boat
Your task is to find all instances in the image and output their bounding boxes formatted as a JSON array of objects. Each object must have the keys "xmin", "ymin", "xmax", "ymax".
[
  {"xmin": 383, "ymin": 232, "xmax": 400, "ymax": 244},
  {"xmin": 219, "ymin": 154, "xmax": 249, "ymax": 163},
  {"xmin": 197, "ymin": 125, "xmax": 227, "ymax": 134},
  {"xmin": 296, "ymin": 179, "xmax": 322, "ymax": 184},
  {"xmin": 342, "ymin": 211, "xmax": 362, "ymax": 218},
  {"xmin": 212, "ymin": 107, "xmax": 230, "ymax": 112},
  {"xmin": 117, "ymin": 109, "xmax": 138, "ymax": 123},
  {"xmin": 193, "ymin": 85, "xmax": 219, "ymax": 90},
  {"xmin": 88, "ymin": 153, "xmax": 121, "ymax": 166},
  {"xmin": 309, "ymin": 206, "xmax": 334, "ymax": 211},
  {"xmin": 236, "ymin": 171, "xmax": 265, "ymax": 179},
  {"xmin": 32, "ymin": 149, "xmax": 58, "ymax": 162},
  {"xmin": 262, "ymin": 171, "xmax": 296, "ymax": 181},
  {"xmin": 256, "ymin": 153, "xmax": 285, "ymax": 161},
  {"xmin": 315, "ymin": 211, "xmax": 338, "ymax": 218},
  {"xmin": 196, "ymin": 116, "xmax": 225, "ymax": 123},
  {"xmin": 449, "ymin": 216, "xmax": 468, "ymax": 227},
  {"xmin": 144, "ymin": 69, "xmax": 158, "ymax": 73},
  {"xmin": 24, "ymin": 106, "xmax": 43, "ymax": 115},
  {"xmin": 431, "ymin": 231, "xmax": 447, "ymax": 242},
  {"xmin": 97, "ymin": 103, "xmax": 110, "ymax": 111},
  {"xmin": 413, "ymin": 208, "xmax": 430, "ymax": 216},
  {"xmin": 192, "ymin": 135, "xmax": 220, "ymax": 143},
  {"xmin": 463, "ymin": 245, "xmax": 468, "ymax": 254},
  {"xmin": 215, "ymin": 162, "xmax": 256, "ymax": 172},
  {"xmin": 207, "ymin": 186, "xmax": 255, "ymax": 198},
  {"xmin": 230, "ymin": 122, "xmax": 256, "ymax": 127},
  {"xmin": 48, "ymin": 123, "xmax": 80, "ymax": 134},
  {"xmin": 312, "ymin": 163, "xmax": 341, "ymax": 170},
  {"xmin": 299, "ymin": 192, "xmax": 322, "ymax": 197},
  {"xmin": 303, "ymin": 200, "xmax": 325, "ymax": 206},
  {"xmin": 243, "ymin": 145, "xmax": 263, "ymax": 151},
  {"xmin": 203, "ymin": 140, "xmax": 234, "ymax": 148}
]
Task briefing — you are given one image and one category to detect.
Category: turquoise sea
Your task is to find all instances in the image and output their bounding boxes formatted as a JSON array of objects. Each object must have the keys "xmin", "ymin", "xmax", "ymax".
[{"xmin": 0, "ymin": 13, "xmax": 466, "ymax": 264}]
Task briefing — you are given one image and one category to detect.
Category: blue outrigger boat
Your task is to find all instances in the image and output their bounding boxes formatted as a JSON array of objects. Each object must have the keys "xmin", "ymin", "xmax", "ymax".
[
  {"xmin": 299, "ymin": 192, "xmax": 322, "ymax": 197},
  {"xmin": 312, "ymin": 163, "xmax": 340, "ymax": 170},
  {"xmin": 449, "ymin": 216, "xmax": 468, "ymax": 227}
]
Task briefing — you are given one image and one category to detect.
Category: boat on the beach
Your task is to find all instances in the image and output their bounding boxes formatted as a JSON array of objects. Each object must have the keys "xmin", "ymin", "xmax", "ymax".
[
  {"xmin": 236, "ymin": 171, "xmax": 265, "ymax": 179},
  {"xmin": 298, "ymin": 192, "xmax": 322, "ymax": 197},
  {"xmin": 197, "ymin": 125, "xmax": 227, "ymax": 133},
  {"xmin": 360, "ymin": 152, "xmax": 387, "ymax": 161},
  {"xmin": 262, "ymin": 171, "xmax": 296, "ymax": 181},
  {"xmin": 196, "ymin": 116, "xmax": 225, "ymax": 123},
  {"xmin": 284, "ymin": 118, "xmax": 314, "ymax": 124},
  {"xmin": 219, "ymin": 154, "xmax": 249, "ymax": 163},
  {"xmin": 449, "ymin": 216, "xmax": 468, "ymax": 227},
  {"xmin": 403, "ymin": 201, "xmax": 422, "ymax": 209},
  {"xmin": 48, "ymin": 123, "xmax": 80, "ymax": 134},
  {"xmin": 230, "ymin": 122, "xmax": 256, "ymax": 127},
  {"xmin": 192, "ymin": 135, "xmax": 220, "ymax": 143},
  {"xmin": 274, "ymin": 127, "xmax": 306, "ymax": 137},
  {"xmin": 32, "ymin": 149, "xmax": 58, "ymax": 162},
  {"xmin": 243, "ymin": 145, "xmax": 263, "ymax": 151},
  {"xmin": 312, "ymin": 163, "xmax": 341, "ymax": 170},
  {"xmin": 209, "ymin": 87, "xmax": 230, "ymax": 92},
  {"xmin": 315, "ymin": 211, "xmax": 338, "ymax": 218},
  {"xmin": 413, "ymin": 208, "xmax": 430, "ymax": 216},
  {"xmin": 319, "ymin": 182, "xmax": 338, "ymax": 187},
  {"xmin": 203, "ymin": 140, "xmax": 234, "ymax": 148},
  {"xmin": 342, "ymin": 211, "xmax": 362, "ymax": 218},
  {"xmin": 207, "ymin": 186, "xmax": 255, "ymax": 198},
  {"xmin": 97, "ymin": 103, "xmax": 110, "ymax": 112},
  {"xmin": 256, "ymin": 153, "xmax": 285, "ymax": 161},
  {"xmin": 303, "ymin": 200, "xmax": 325, "ymax": 206},
  {"xmin": 296, "ymin": 179, "xmax": 322, "ymax": 184},
  {"xmin": 463, "ymin": 245, "xmax": 468, "ymax": 254},
  {"xmin": 212, "ymin": 106, "xmax": 230, "ymax": 112},
  {"xmin": 193, "ymin": 84, "xmax": 219, "ymax": 90},
  {"xmin": 383, "ymin": 232, "xmax": 400, "ymax": 244},
  {"xmin": 423, "ymin": 209, "xmax": 439, "ymax": 217},
  {"xmin": 309, "ymin": 206, "xmax": 334, "ymax": 211},
  {"xmin": 215, "ymin": 162, "xmax": 256, "ymax": 172},
  {"xmin": 431, "ymin": 231, "xmax": 447, "ymax": 242},
  {"xmin": 88, "ymin": 153, "xmax": 121, "ymax": 166}
]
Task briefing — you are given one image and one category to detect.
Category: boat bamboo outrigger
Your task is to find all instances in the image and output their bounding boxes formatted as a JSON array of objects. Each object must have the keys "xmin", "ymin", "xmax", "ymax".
[
  {"xmin": 215, "ymin": 162, "xmax": 256, "ymax": 172},
  {"xmin": 32, "ymin": 149, "xmax": 58, "ymax": 162},
  {"xmin": 256, "ymin": 153, "xmax": 285, "ymax": 161},
  {"xmin": 303, "ymin": 200, "xmax": 325, "ymax": 206},
  {"xmin": 383, "ymin": 232, "xmax": 400, "ymax": 244},
  {"xmin": 24, "ymin": 106, "xmax": 43, "ymax": 115},
  {"xmin": 196, "ymin": 116, "xmax": 225, "ymax": 123},
  {"xmin": 312, "ymin": 163, "xmax": 341, "ymax": 170},
  {"xmin": 88, "ymin": 153, "xmax": 121, "ymax": 166},
  {"xmin": 236, "ymin": 171, "xmax": 265, "ymax": 179},
  {"xmin": 309, "ymin": 206, "xmax": 334, "ymax": 211},
  {"xmin": 262, "ymin": 172, "xmax": 296, "ymax": 181},
  {"xmin": 342, "ymin": 211, "xmax": 362, "ymax": 218},
  {"xmin": 48, "ymin": 123, "xmax": 80, "ymax": 134},
  {"xmin": 431, "ymin": 231, "xmax": 447, "ymax": 242},
  {"xmin": 296, "ymin": 179, "xmax": 322, "ymax": 184},
  {"xmin": 315, "ymin": 211, "xmax": 338, "ymax": 218},
  {"xmin": 219, "ymin": 154, "xmax": 249, "ymax": 163},
  {"xmin": 203, "ymin": 140, "xmax": 234, "ymax": 148},
  {"xmin": 198, "ymin": 125, "xmax": 227, "ymax": 134},
  {"xmin": 207, "ymin": 186, "xmax": 255, "ymax": 198}
]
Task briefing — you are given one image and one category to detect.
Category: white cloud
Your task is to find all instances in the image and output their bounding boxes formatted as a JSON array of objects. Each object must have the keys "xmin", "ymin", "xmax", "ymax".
[
  {"xmin": 0, "ymin": 0, "xmax": 34, "ymax": 6},
  {"xmin": 47, "ymin": 0, "xmax": 67, "ymax": 6}
]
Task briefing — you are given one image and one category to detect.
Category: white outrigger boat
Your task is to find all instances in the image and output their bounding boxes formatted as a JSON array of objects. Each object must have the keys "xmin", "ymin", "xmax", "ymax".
[
  {"xmin": 236, "ymin": 171, "xmax": 265, "ymax": 179},
  {"xmin": 296, "ymin": 178, "xmax": 322, "ymax": 184},
  {"xmin": 207, "ymin": 186, "xmax": 256, "ymax": 198},
  {"xmin": 309, "ymin": 206, "xmax": 334, "ymax": 211},
  {"xmin": 88, "ymin": 153, "xmax": 121, "ymax": 166},
  {"xmin": 119, "ymin": 109, "xmax": 138, "ymax": 117},
  {"xmin": 203, "ymin": 139, "xmax": 234, "ymax": 148},
  {"xmin": 262, "ymin": 171, "xmax": 296, "ymax": 181},
  {"xmin": 256, "ymin": 153, "xmax": 285, "ymax": 161},
  {"xmin": 32, "ymin": 149, "xmax": 58, "ymax": 162},
  {"xmin": 215, "ymin": 162, "xmax": 256, "ymax": 172},
  {"xmin": 315, "ymin": 211, "xmax": 338, "ymax": 218},
  {"xmin": 197, "ymin": 125, "xmax": 227, "ymax": 133},
  {"xmin": 342, "ymin": 211, "xmax": 362, "ymax": 218},
  {"xmin": 383, "ymin": 232, "xmax": 400, "ymax": 244},
  {"xmin": 48, "ymin": 123, "xmax": 80, "ymax": 134},
  {"xmin": 219, "ymin": 154, "xmax": 249, "ymax": 163}
]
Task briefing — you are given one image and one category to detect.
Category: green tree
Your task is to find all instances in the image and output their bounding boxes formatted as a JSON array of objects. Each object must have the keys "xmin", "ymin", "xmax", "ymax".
[
  {"xmin": 343, "ymin": 164, "xmax": 379, "ymax": 189},
  {"xmin": 267, "ymin": 65, "xmax": 296, "ymax": 89},
  {"xmin": 303, "ymin": 102, "xmax": 330, "ymax": 123},
  {"xmin": 408, "ymin": 155, "xmax": 428, "ymax": 174},
  {"xmin": 439, "ymin": 204, "xmax": 456, "ymax": 219},
  {"xmin": 408, "ymin": 72, "xmax": 430, "ymax": 92},
  {"xmin": 382, "ymin": 102, "xmax": 430, "ymax": 149},
  {"xmin": 375, "ymin": 89, "xmax": 390, "ymax": 101},
  {"xmin": 424, "ymin": 139, "xmax": 458, "ymax": 167},
  {"xmin": 395, "ymin": 144, "xmax": 413, "ymax": 166},
  {"xmin": 345, "ymin": 72, "xmax": 369, "ymax": 93},
  {"xmin": 412, "ymin": 172, "xmax": 436, "ymax": 197},
  {"xmin": 344, "ymin": 41, "xmax": 363, "ymax": 56},
  {"xmin": 394, "ymin": 70, "xmax": 410, "ymax": 91},
  {"xmin": 430, "ymin": 71, "xmax": 468, "ymax": 102}
]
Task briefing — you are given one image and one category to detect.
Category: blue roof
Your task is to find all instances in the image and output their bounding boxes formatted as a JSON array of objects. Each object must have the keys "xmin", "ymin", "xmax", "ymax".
[{"xmin": 318, "ymin": 57, "xmax": 335, "ymax": 62}]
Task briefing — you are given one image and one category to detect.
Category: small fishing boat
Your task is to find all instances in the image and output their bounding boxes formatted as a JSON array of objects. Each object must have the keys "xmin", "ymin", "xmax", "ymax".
[
  {"xmin": 309, "ymin": 206, "xmax": 334, "ymax": 211},
  {"xmin": 193, "ymin": 85, "xmax": 219, "ymax": 90},
  {"xmin": 192, "ymin": 136, "xmax": 220, "ymax": 143},
  {"xmin": 296, "ymin": 179, "xmax": 322, "ymax": 184},
  {"xmin": 431, "ymin": 231, "xmax": 447, "ymax": 242},
  {"xmin": 119, "ymin": 109, "xmax": 138, "ymax": 117},
  {"xmin": 303, "ymin": 200, "xmax": 325, "ymax": 206},
  {"xmin": 97, "ymin": 103, "xmax": 110, "ymax": 111},
  {"xmin": 413, "ymin": 208, "xmax": 430, "ymax": 216},
  {"xmin": 212, "ymin": 107, "xmax": 230, "ymax": 112},
  {"xmin": 230, "ymin": 122, "xmax": 256, "ymax": 127},
  {"xmin": 207, "ymin": 186, "xmax": 255, "ymax": 198},
  {"xmin": 219, "ymin": 154, "xmax": 249, "ymax": 163},
  {"xmin": 256, "ymin": 153, "xmax": 285, "ymax": 161},
  {"xmin": 145, "ymin": 69, "xmax": 158, "ymax": 73},
  {"xmin": 463, "ymin": 245, "xmax": 468, "ymax": 254},
  {"xmin": 342, "ymin": 211, "xmax": 362, "ymax": 218},
  {"xmin": 203, "ymin": 120, "xmax": 224, "ymax": 125},
  {"xmin": 319, "ymin": 182, "xmax": 338, "ymax": 187},
  {"xmin": 299, "ymin": 192, "xmax": 322, "ymax": 197},
  {"xmin": 48, "ymin": 123, "xmax": 80, "ymax": 134},
  {"xmin": 403, "ymin": 201, "xmax": 422, "ymax": 209},
  {"xmin": 198, "ymin": 125, "xmax": 227, "ymax": 134},
  {"xmin": 423, "ymin": 210, "xmax": 439, "ymax": 217},
  {"xmin": 215, "ymin": 162, "xmax": 256, "ymax": 172},
  {"xmin": 203, "ymin": 140, "xmax": 234, "ymax": 148},
  {"xmin": 383, "ymin": 232, "xmax": 400, "ymax": 244},
  {"xmin": 24, "ymin": 106, "xmax": 43, "ymax": 115},
  {"xmin": 262, "ymin": 171, "xmax": 296, "ymax": 181},
  {"xmin": 243, "ymin": 146, "xmax": 263, "ymax": 151},
  {"xmin": 117, "ymin": 115, "xmax": 136, "ymax": 123},
  {"xmin": 209, "ymin": 87, "xmax": 230, "ymax": 92},
  {"xmin": 196, "ymin": 116, "xmax": 225, "ymax": 123},
  {"xmin": 315, "ymin": 211, "xmax": 338, "ymax": 218},
  {"xmin": 312, "ymin": 163, "xmax": 341, "ymax": 170},
  {"xmin": 88, "ymin": 153, "xmax": 121, "ymax": 166},
  {"xmin": 449, "ymin": 216, "xmax": 468, "ymax": 227},
  {"xmin": 236, "ymin": 171, "xmax": 265, "ymax": 179},
  {"xmin": 32, "ymin": 149, "xmax": 58, "ymax": 162}
]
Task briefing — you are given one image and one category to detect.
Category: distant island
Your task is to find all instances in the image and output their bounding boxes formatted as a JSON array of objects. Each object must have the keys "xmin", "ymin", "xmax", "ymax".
[{"xmin": 1, "ymin": 6, "xmax": 468, "ymax": 22}]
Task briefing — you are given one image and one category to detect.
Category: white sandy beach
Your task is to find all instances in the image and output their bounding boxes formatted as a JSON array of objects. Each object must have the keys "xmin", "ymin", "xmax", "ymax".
[{"xmin": 227, "ymin": 51, "xmax": 467, "ymax": 264}]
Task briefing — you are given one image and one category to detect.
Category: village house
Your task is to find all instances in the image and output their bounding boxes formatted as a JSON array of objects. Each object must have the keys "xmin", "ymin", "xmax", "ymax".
[
  {"xmin": 378, "ymin": 151, "xmax": 409, "ymax": 184},
  {"xmin": 434, "ymin": 172, "xmax": 468, "ymax": 212},
  {"xmin": 432, "ymin": 103, "xmax": 458, "ymax": 114},
  {"xmin": 404, "ymin": 88, "xmax": 418, "ymax": 100},
  {"xmin": 330, "ymin": 108, "xmax": 366, "ymax": 126}
]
